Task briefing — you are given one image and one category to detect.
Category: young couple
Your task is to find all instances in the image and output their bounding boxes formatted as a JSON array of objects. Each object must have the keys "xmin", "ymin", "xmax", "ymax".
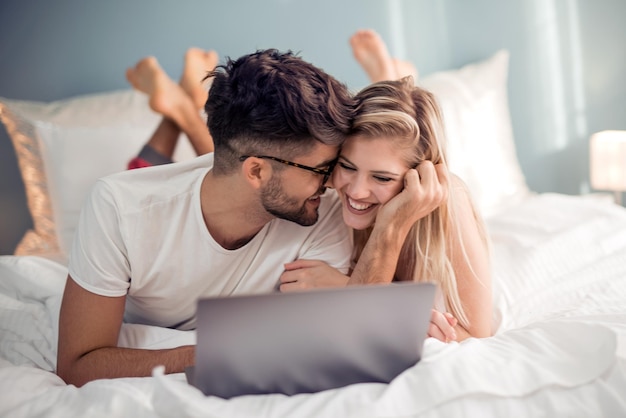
[{"xmin": 57, "ymin": 30, "xmax": 491, "ymax": 387}]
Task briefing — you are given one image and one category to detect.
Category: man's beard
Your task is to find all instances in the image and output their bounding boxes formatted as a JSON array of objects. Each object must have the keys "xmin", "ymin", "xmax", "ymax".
[{"xmin": 261, "ymin": 175, "xmax": 320, "ymax": 226}]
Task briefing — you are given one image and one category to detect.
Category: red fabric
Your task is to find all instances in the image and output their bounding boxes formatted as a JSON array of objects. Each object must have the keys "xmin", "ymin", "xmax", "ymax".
[{"xmin": 127, "ymin": 157, "xmax": 153, "ymax": 170}]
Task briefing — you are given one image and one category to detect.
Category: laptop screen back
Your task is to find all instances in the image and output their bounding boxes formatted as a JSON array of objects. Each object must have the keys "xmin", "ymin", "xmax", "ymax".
[{"xmin": 190, "ymin": 282, "xmax": 436, "ymax": 398}]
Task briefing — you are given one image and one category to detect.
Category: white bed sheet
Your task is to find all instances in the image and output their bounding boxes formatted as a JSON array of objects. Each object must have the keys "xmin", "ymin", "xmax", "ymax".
[{"xmin": 1, "ymin": 193, "xmax": 626, "ymax": 418}]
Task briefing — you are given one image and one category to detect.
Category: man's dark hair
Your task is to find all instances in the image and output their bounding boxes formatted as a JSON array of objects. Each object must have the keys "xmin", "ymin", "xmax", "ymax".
[{"xmin": 203, "ymin": 49, "xmax": 355, "ymax": 174}]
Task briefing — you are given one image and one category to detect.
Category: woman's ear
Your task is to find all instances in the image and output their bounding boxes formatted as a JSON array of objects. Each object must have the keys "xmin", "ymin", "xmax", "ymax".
[{"xmin": 241, "ymin": 157, "xmax": 271, "ymax": 190}]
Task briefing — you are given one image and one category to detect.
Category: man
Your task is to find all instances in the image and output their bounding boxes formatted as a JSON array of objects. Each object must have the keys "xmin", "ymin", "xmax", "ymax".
[{"xmin": 56, "ymin": 49, "xmax": 355, "ymax": 387}]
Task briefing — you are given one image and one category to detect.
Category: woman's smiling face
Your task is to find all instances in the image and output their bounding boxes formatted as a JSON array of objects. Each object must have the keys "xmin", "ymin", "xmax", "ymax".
[{"xmin": 330, "ymin": 135, "xmax": 410, "ymax": 230}]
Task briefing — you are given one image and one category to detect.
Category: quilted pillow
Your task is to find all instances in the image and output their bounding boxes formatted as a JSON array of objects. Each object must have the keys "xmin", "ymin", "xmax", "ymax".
[{"xmin": 0, "ymin": 90, "xmax": 196, "ymax": 262}]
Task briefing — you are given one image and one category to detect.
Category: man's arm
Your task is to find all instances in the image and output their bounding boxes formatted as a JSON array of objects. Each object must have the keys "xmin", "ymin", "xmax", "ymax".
[{"xmin": 56, "ymin": 276, "xmax": 194, "ymax": 387}]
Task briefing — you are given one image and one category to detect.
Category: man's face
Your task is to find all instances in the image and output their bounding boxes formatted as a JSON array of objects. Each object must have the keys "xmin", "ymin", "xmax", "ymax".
[{"xmin": 260, "ymin": 143, "xmax": 339, "ymax": 226}]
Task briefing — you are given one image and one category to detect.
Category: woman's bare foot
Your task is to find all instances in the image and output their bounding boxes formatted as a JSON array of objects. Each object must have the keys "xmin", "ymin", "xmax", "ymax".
[
  {"xmin": 126, "ymin": 56, "xmax": 214, "ymax": 157},
  {"xmin": 125, "ymin": 56, "xmax": 196, "ymax": 126},
  {"xmin": 350, "ymin": 29, "xmax": 397, "ymax": 82},
  {"xmin": 180, "ymin": 48, "xmax": 219, "ymax": 109}
]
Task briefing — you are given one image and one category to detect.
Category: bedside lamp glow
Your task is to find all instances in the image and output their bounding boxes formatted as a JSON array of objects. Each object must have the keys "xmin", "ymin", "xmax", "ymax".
[{"xmin": 590, "ymin": 130, "xmax": 626, "ymax": 205}]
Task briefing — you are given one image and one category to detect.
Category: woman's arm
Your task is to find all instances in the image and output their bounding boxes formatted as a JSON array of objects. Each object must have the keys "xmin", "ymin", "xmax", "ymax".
[
  {"xmin": 446, "ymin": 177, "xmax": 493, "ymax": 339},
  {"xmin": 279, "ymin": 162, "xmax": 447, "ymax": 290},
  {"xmin": 349, "ymin": 162, "xmax": 448, "ymax": 285}
]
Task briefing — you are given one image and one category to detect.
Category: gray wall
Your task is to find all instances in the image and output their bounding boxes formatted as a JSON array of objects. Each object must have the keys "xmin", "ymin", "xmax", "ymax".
[{"xmin": 1, "ymin": 0, "xmax": 625, "ymax": 254}]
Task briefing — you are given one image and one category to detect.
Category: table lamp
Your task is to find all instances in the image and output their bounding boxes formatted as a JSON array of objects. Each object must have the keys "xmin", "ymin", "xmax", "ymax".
[{"xmin": 590, "ymin": 130, "xmax": 626, "ymax": 205}]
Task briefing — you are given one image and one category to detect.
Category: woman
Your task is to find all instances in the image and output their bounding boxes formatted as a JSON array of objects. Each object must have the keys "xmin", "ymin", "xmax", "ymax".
[{"xmin": 279, "ymin": 76, "xmax": 493, "ymax": 343}]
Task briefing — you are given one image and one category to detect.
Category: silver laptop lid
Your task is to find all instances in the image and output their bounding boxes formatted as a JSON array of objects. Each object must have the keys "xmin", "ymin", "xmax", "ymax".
[{"xmin": 191, "ymin": 282, "xmax": 436, "ymax": 398}]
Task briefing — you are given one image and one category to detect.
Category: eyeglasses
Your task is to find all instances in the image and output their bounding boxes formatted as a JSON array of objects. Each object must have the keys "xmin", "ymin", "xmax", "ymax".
[{"xmin": 239, "ymin": 155, "xmax": 337, "ymax": 185}]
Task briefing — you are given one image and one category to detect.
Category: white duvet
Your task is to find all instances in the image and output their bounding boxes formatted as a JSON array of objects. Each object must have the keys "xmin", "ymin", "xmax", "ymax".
[{"xmin": 1, "ymin": 193, "xmax": 626, "ymax": 418}]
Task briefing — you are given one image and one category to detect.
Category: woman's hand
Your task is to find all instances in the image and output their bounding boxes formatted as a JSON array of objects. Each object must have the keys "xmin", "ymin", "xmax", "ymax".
[
  {"xmin": 428, "ymin": 309, "xmax": 458, "ymax": 343},
  {"xmin": 375, "ymin": 161, "xmax": 449, "ymax": 232},
  {"xmin": 278, "ymin": 259, "xmax": 350, "ymax": 292}
]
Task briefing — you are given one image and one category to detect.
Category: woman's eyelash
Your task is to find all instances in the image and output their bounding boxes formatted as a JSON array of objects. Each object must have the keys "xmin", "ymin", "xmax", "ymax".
[
  {"xmin": 339, "ymin": 162, "xmax": 393, "ymax": 182},
  {"xmin": 374, "ymin": 176, "xmax": 392, "ymax": 182},
  {"xmin": 338, "ymin": 162, "xmax": 355, "ymax": 171}
]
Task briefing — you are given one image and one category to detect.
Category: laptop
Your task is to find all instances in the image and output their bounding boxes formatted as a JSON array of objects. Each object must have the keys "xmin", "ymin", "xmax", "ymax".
[{"xmin": 186, "ymin": 282, "xmax": 436, "ymax": 398}]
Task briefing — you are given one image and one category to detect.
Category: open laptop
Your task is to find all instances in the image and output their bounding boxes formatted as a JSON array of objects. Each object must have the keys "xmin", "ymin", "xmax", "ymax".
[{"xmin": 186, "ymin": 282, "xmax": 436, "ymax": 398}]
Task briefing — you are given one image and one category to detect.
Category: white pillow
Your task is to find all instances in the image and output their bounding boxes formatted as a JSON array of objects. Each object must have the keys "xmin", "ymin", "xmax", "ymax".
[
  {"xmin": 0, "ymin": 90, "xmax": 196, "ymax": 262},
  {"xmin": 420, "ymin": 50, "xmax": 531, "ymax": 218}
]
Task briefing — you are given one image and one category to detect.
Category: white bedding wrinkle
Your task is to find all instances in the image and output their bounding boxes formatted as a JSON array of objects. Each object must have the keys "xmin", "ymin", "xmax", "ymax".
[
  {"xmin": 488, "ymin": 193, "xmax": 626, "ymax": 332},
  {"xmin": 0, "ymin": 255, "xmax": 66, "ymax": 371},
  {"xmin": 149, "ymin": 322, "xmax": 620, "ymax": 418},
  {"xmin": 0, "ymin": 293, "xmax": 56, "ymax": 371},
  {"xmin": 1, "ymin": 194, "xmax": 626, "ymax": 417}
]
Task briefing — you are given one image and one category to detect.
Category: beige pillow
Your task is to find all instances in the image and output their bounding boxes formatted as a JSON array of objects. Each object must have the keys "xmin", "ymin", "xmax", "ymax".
[{"xmin": 0, "ymin": 90, "xmax": 196, "ymax": 262}]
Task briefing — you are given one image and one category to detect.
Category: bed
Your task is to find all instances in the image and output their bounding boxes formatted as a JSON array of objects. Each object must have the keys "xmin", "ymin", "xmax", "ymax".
[{"xmin": 1, "ymin": 50, "xmax": 625, "ymax": 417}]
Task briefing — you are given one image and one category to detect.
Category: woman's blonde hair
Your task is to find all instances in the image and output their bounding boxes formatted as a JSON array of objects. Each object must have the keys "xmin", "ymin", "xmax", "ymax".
[{"xmin": 350, "ymin": 76, "xmax": 487, "ymax": 328}]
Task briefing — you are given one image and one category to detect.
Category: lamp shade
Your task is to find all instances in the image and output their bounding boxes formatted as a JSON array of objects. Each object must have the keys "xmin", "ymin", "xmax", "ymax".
[{"xmin": 590, "ymin": 130, "xmax": 626, "ymax": 192}]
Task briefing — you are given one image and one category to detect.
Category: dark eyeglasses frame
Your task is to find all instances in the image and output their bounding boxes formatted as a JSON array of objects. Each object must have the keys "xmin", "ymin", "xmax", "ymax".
[{"xmin": 239, "ymin": 155, "xmax": 337, "ymax": 184}]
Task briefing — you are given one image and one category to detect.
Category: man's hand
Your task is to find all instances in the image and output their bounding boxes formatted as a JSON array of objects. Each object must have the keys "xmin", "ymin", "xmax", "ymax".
[{"xmin": 278, "ymin": 259, "xmax": 349, "ymax": 292}]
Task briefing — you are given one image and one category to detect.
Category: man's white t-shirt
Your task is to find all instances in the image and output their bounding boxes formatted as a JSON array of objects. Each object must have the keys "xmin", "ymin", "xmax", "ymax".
[{"xmin": 68, "ymin": 153, "xmax": 352, "ymax": 330}]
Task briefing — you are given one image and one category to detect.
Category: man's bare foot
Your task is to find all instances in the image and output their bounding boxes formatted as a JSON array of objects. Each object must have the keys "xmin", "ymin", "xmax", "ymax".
[
  {"xmin": 180, "ymin": 48, "xmax": 219, "ymax": 109},
  {"xmin": 393, "ymin": 58, "xmax": 418, "ymax": 83},
  {"xmin": 125, "ymin": 56, "xmax": 196, "ymax": 126},
  {"xmin": 350, "ymin": 29, "xmax": 397, "ymax": 82}
]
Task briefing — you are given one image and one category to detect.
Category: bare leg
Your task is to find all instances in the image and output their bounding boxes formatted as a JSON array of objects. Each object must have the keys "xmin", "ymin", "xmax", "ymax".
[
  {"xmin": 175, "ymin": 48, "xmax": 218, "ymax": 156},
  {"xmin": 393, "ymin": 58, "xmax": 419, "ymax": 83},
  {"xmin": 180, "ymin": 48, "xmax": 219, "ymax": 110},
  {"xmin": 126, "ymin": 54, "xmax": 214, "ymax": 157},
  {"xmin": 142, "ymin": 118, "xmax": 182, "ymax": 162},
  {"xmin": 350, "ymin": 29, "xmax": 397, "ymax": 82}
]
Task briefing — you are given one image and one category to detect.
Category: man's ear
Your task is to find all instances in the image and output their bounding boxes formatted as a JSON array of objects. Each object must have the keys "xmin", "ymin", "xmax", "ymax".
[{"xmin": 241, "ymin": 157, "xmax": 271, "ymax": 190}]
